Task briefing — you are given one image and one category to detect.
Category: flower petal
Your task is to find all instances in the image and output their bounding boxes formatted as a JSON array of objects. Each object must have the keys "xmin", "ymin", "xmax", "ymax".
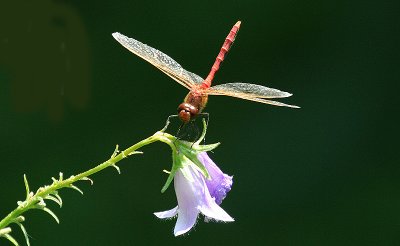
[
  {"xmin": 155, "ymin": 150, "xmax": 234, "ymax": 236},
  {"xmin": 188, "ymin": 161, "xmax": 234, "ymax": 222},
  {"xmin": 198, "ymin": 152, "xmax": 233, "ymax": 204},
  {"xmin": 154, "ymin": 206, "xmax": 178, "ymax": 219},
  {"xmin": 197, "ymin": 172, "xmax": 234, "ymax": 222},
  {"xmin": 173, "ymin": 169, "xmax": 201, "ymax": 236},
  {"xmin": 199, "ymin": 203, "xmax": 234, "ymax": 222},
  {"xmin": 174, "ymin": 207, "xmax": 199, "ymax": 236}
]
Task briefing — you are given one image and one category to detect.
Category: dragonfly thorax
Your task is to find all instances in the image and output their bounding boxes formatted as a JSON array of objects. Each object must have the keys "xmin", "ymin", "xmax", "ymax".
[{"xmin": 177, "ymin": 91, "xmax": 208, "ymax": 123}]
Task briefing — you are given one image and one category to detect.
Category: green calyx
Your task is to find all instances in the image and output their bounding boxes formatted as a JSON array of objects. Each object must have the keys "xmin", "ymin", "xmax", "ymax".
[{"xmin": 160, "ymin": 119, "xmax": 220, "ymax": 193}]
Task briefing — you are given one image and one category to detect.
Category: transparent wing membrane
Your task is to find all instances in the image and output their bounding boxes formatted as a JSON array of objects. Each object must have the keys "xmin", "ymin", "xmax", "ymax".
[
  {"xmin": 112, "ymin": 32, "xmax": 204, "ymax": 89},
  {"xmin": 209, "ymin": 83, "xmax": 292, "ymax": 98},
  {"xmin": 209, "ymin": 82, "xmax": 299, "ymax": 108},
  {"xmin": 235, "ymin": 97, "xmax": 299, "ymax": 108}
]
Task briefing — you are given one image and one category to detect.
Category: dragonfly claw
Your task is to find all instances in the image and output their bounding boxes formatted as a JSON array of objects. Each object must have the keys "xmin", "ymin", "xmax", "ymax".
[{"xmin": 161, "ymin": 114, "xmax": 179, "ymax": 132}]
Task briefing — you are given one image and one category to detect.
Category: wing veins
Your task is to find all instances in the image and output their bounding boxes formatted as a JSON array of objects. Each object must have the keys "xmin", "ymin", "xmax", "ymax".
[
  {"xmin": 209, "ymin": 82, "xmax": 293, "ymax": 99},
  {"xmin": 208, "ymin": 83, "xmax": 299, "ymax": 108},
  {"xmin": 112, "ymin": 32, "xmax": 204, "ymax": 90}
]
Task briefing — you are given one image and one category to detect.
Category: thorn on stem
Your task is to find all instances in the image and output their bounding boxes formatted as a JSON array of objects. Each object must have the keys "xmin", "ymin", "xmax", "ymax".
[
  {"xmin": 111, "ymin": 164, "xmax": 121, "ymax": 174},
  {"xmin": 69, "ymin": 184, "xmax": 84, "ymax": 195},
  {"xmin": 80, "ymin": 177, "xmax": 94, "ymax": 185},
  {"xmin": 111, "ymin": 145, "xmax": 120, "ymax": 158}
]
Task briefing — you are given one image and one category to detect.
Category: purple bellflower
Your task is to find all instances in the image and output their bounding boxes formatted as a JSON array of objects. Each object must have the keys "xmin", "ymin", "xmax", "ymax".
[
  {"xmin": 154, "ymin": 123, "xmax": 233, "ymax": 236},
  {"xmin": 197, "ymin": 152, "xmax": 233, "ymax": 205}
]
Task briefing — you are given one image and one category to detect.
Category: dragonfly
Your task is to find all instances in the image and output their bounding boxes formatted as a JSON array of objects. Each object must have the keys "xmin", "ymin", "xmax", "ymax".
[{"xmin": 112, "ymin": 21, "xmax": 299, "ymax": 124}]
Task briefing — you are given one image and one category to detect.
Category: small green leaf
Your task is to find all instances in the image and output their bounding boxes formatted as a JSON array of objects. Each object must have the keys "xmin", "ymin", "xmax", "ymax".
[
  {"xmin": 53, "ymin": 192, "xmax": 63, "ymax": 207},
  {"xmin": 45, "ymin": 194, "xmax": 62, "ymax": 207},
  {"xmin": 0, "ymin": 227, "xmax": 12, "ymax": 236},
  {"xmin": 80, "ymin": 177, "xmax": 94, "ymax": 185},
  {"xmin": 42, "ymin": 207, "xmax": 60, "ymax": 224},
  {"xmin": 13, "ymin": 216, "xmax": 25, "ymax": 223},
  {"xmin": 161, "ymin": 168, "xmax": 177, "ymax": 193},
  {"xmin": 16, "ymin": 223, "xmax": 30, "ymax": 246},
  {"xmin": 128, "ymin": 151, "xmax": 143, "ymax": 156},
  {"xmin": 161, "ymin": 152, "xmax": 180, "ymax": 193},
  {"xmin": 69, "ymin": 184, "xmax": 84, "ymax": 195},
  {"xmin": 37, "ymin": 198, "xmax": 46, "ymax": 207},
  {"xmin": 195, "ymin": 143, "xmax": 220, "ymax": 152},
  {"xmin": 2, "ymin": 233, "xmax": 19, "ymax": 246},
  {"xmin": 111, "ymin": 164, "xmax": 121, "ymax": 174},
  {"xmin": 111, "ymin": 145, "xmax": 119, "ymax": 158},
  {"xmin": 180, "ymin": 148, "xmax": 210, "ymax": 179},
  {"xmin": 23, "ymin": 175, "xmax": 30, "ymax": 200},
  {"xmin": 59, "ymin": 172, "xmax": 64, "ymax": 181}
]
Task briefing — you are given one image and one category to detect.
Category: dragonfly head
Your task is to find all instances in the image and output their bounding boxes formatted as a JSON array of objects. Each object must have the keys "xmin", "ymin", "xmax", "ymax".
[{"xmin": 178, "ymin": 103, "xmax": 199, "ymax": 124}]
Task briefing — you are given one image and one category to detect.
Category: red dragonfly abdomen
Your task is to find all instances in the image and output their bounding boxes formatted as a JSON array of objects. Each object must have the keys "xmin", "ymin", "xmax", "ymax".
[
  {"xmin": 202, "ymin": 21, "xmax": 241, "ymax": 89},
  {"xmin": 178, "ymin": 21, "xmax": 241, "ymax": 123}
]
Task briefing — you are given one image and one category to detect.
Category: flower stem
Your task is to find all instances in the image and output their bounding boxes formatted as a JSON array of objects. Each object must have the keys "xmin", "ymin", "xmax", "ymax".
[{"xmin": 0, "ymin": 130, "xmax": 176, "ymax": 231}]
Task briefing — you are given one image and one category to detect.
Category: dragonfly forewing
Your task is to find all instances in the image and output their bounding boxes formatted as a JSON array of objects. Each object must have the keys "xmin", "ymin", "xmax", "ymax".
[{"xmin": 112, "ymin": 32, "xmax": 204, "ymax": 89}]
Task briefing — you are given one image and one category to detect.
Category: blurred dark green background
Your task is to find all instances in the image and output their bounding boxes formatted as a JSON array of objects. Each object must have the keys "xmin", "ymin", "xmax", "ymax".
[{"xmin": 1, "ymin": 0, "xmax": 399, "ymax": 245}]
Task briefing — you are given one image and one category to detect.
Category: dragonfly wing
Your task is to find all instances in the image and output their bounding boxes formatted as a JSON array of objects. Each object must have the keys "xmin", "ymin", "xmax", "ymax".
[
  {"xmin": 208, "ymin": 82, "xmax": 299, "ymax": 108},
  {"xmin": 209, "ymin": 83, "xmax": 292, "ymax": 98},
  {"xmin": 185, "ymin": 71, "xmax": 204, "ymax": 84},
  {"xmin": 232, "ymin": 97, "xmax": 300, "ymax": 108},
  {"xmin": 112, "ymin": 32, "xmax": 204, "ymax": 89}
]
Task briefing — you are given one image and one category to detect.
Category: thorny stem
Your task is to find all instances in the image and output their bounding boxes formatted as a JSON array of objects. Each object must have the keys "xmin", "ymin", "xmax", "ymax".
[{"xmin": 0, "ymin": 130, "xmax": 176, "ymax": 231}]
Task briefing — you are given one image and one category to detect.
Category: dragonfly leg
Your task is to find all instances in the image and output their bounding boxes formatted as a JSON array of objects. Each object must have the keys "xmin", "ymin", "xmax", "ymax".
[
  {"xmin": 190, "ymin": 121, "xmax": 200, "ymax": 148},
  {"xmin": 176, "ymin": 121, "xmax": 198, "ymax": 144},
  {"xmin": 198, "ymin": 112, "xmax": 210, "ymax": 128},
  {"xmin": 176, "ymin": 122, "xmax": 185, "ymax": 139},
  {"xmin": 161, "ymin": 114, "xmax": 179, "ymax": 132},
  {"xmin": 162, "ymin": 113, "xmax": 209, "ymax": 146}
]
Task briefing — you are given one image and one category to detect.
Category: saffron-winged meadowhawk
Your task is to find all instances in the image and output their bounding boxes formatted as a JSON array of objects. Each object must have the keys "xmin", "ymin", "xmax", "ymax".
[{"xmin": 112, "ymin": 21, "xmax": 299, "ymax": 124}]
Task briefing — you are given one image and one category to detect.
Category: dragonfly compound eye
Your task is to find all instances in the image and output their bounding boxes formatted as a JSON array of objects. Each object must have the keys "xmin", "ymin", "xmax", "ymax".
[
  {"xmin": 178, "ymin": 103, "xmax": 199, "ymax": 123},
  {"xmin": 178, "ymin": 110, "xmax": 191, "ymax": 124}
]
